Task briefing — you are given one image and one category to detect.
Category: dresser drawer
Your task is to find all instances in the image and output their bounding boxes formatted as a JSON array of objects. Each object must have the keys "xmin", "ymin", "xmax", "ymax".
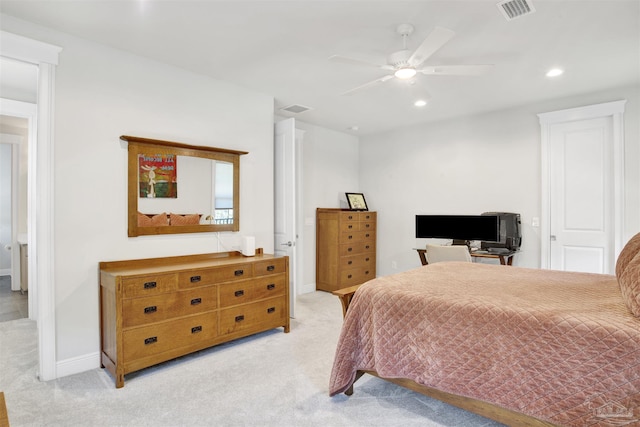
[
  {"xmin": 338, "ymin": 241, "xmax": 376, "ymax": 257},
  {"xmin": 219, "ymin": 275, "xmax": 286, "ymax": 308},
  {"xmin": 122, "ymin": 286, "xmax": 217, "ymax": 328},
  {"xmin": 339, "ymin": 267, "xmax": 375, "ymax": 286},
  {"xmin": 123, "ymin": 312, "xmax": 217, "ymax": 360},
  {"xmin": 122, "ymin": 273, "xmax": 177, "ymax": 299},
  {"xmin": 219, "ymin": 297, "xmax": 287, "ymax": 335},
  {"xmin": 338, "ymin": 211, "xmax": 360, "ymax": 223},
  {"xmin": 358, "ymin": 212, "xmax": 376, "ymax": 221},
  {"xmin": 177, "ymin": 264, "xmax": 254, "ymax": 288},
  {"xmin": 339, "ymin": 253, "xmax": 374, "ymax": 270},
  {"xmin": 340, "ymin": 230, "xmax": 375, "ymax": 243},
  {"xmin": 253, "ymin": 258, "xmax": 287, "ymax": 276},
  {"xmin": 339, "ymin": 221, "xmax": 376, "ymax": 233}
]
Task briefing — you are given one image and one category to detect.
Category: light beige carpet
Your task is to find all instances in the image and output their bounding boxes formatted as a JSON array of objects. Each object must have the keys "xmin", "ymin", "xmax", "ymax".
[{"xmin": 0, "ymin": 291, "xmax": 503, "ymax": 426}]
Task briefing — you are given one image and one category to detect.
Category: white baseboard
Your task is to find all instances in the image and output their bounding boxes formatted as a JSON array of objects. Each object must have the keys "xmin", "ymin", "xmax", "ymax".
[
  {"xmin": 56, "ymin": 351, "xmax": 101, "ymax": 379},
  {"xmin": 299, "ymin": 282, "xmax": 316, "ymax": 295},
  {"xmin": 0, "ymin": 268, "xmax": 11, "ymax": 276}
]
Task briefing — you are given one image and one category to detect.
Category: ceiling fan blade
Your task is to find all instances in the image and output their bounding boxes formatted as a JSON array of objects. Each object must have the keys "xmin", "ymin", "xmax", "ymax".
[
  {"xmin": 341, "ymin": 75, "xmax": 394, "ymax": 96},
  {"xmin": 408, "ymin": 27, "xmax": 456, "ymax": 67},
  {"xmin": 328, "ymin": 55, "xmax": 393, "ymax": 71},
  {"xmin": 418, "ymin": 64, "xmax": 493, "ymax": 76}
]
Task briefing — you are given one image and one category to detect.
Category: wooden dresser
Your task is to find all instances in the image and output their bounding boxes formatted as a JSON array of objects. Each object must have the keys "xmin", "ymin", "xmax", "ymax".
[
  {"xmin": 99, "ymin": 249, "xmax": 289, "ymax": 388},
  {"xmin": 316, "ymin": 208, "xmax": 376, "ymax": 292}
]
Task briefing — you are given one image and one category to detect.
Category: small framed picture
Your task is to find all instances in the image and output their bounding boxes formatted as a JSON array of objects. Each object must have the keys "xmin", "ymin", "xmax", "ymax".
[{"xmin": 346, "ymin": 192, "xmax": 368, "ymax": 211}]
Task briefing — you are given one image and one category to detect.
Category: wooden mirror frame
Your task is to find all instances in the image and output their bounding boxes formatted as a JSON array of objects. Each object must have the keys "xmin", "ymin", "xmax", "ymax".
[{"xmin": 121, "ymin": 135, "xmax": 248, "ymax": 237}]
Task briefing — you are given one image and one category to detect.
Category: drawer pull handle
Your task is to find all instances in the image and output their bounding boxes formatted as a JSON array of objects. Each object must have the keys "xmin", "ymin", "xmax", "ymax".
[
  {"xmin": 144, "ymin": 306, "xmax": 157, "ymax": 314},
  {"xmin": 143, "ymin": 281, "xmax": 157, "ymax": 289},
  {"xmin": 267, "ymin": 284, "xmax": 275, "ymax": 290},
  {"xmin": 347, "ymin": 261, "xmax": 353, "ymax": 265},
  {"xmin": 365, "ymin": 245, "xmax": 370, "ymax": 250},
  {"xmin": 267, "ymin": 307, "xmax": 276, "ymax": 314},
  {"xmin": 190, "ymin": 276, "xmax": 201, "ymax": 283},
  {"xmin": 348, "ymin": 235, "xmax": 353, "ymax": 239},
  {"xmin": 234, "ymin": 269, "xmax": 244, "ymax": 276},
  {"xmin": 191, "ymin": 326, "xmax": 202, "ymax": 334},
  {"xmin": 348, "ymin": 215, "xmax": 353, "ymax": 220},
  {"xmin": 234, "ymin": 290, "xmax": 244, "ymax": 297},
  {"xmin": 365, "ymin": 234, "xmax": 370, "ymax": 238},
  {"xmin": 348, "ymin": 225, "xmax": 353, "ymax": 229},
  {"xmin": 365, "ymin": 270, "xmax": 370, "ymax": 275},
  {"xmin": 365, "ymin": 258, "xmax": 370, "ymax": 262},
  {"xmin": 366, "ymin": 224, "xmax": 370, "ymax": 228},
  {"xmin": 267, "ymin": 265, "xmax": 275, "ymax": 272},
  {"xmin": 190, "ymin": 298, "xmax": 202, "ymax": 305},
  {"xmin": 348, "ymin": 274, "xmax": 352, "ymax": 279},
  {"xmin": 235, "ymin": 315, "xmax": 244, "ymax": 322},
  {"xmin": 144, "ymin": 336, "xmax": 157, "ymax": 345},
  {"xmin": 348, "ymin": 248, "xmax": 353, "ymax": 252}
]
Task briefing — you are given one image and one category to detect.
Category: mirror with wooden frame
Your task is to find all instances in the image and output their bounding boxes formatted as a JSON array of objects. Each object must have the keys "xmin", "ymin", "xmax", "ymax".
[{"xmin": 121, "ymin": 135, "xmax": 248, "ymax": 237}]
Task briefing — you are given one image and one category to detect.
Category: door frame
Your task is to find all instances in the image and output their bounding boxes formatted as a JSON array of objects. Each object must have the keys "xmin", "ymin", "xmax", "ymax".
[
  {"xmin": 1, "ymin": 31, "xmax": 62, "ymax": 381},
  {"xmin": 538, "ymin": 100, "xmax": 626, "ymax": 269}
]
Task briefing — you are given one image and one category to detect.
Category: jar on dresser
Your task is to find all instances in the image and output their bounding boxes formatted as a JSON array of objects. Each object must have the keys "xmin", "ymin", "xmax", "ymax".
[
  {"xmin": 316, "ymin": 208, "xmax": 376, "ymax": 292},
  {"xmin": 99, "ymin": 249, "xmax": 289, "ymax": 388}
]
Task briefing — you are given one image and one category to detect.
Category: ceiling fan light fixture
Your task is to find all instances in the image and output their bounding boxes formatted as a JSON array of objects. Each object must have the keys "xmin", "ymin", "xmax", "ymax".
[{"xmin": 394, "ymin": 67, "xmax": 417, "ymax": 79}]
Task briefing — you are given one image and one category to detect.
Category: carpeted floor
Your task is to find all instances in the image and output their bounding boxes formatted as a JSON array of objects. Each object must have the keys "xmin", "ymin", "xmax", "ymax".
[
  {"xmin": 0, "ymin": 291, "xmax": 503, "ymax": 426},
  {"xmin": 0, "ymin": 275, "xmax": 28, "ymax": 322}
]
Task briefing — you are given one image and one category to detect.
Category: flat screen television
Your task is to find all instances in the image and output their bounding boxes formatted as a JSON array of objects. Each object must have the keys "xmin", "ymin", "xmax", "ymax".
[
  {"xmin": 415, "ymin": 215, "xmax": 500, "ymax": 242},
  {"xmin": 480, "ymin": 212, "xmax": 522, "ymax": 251}
]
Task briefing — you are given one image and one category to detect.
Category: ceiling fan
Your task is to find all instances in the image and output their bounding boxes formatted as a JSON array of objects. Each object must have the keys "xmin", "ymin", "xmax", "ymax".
[{"xmin": 329, "ymin": 24, "xmax": 492, "ymax": 96}]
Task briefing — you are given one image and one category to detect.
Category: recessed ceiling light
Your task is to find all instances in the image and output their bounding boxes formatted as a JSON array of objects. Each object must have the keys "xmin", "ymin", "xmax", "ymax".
[
  {"xmin": 546, "ymin": 68, "xmax": 564, "ymax": 77},
  {"xmin": 395, "ymin": 68, "xmax": 417, "ymax": 79},
  {"xmin": 414, "ymin": 99, "xmax": 428, "ymax": 107},
  {"xmin": 348, "ymin": 125, "xmax": 359, "ymax": 131}
]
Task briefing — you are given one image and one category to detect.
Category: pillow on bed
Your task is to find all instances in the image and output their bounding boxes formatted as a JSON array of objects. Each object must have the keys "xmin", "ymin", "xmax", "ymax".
[
  {"xmin": 170, "ymin": 213, "xmax": 201, "ymax": 226},
  {"xmin": 616, "ymin": 232, "xmax": 640, "ymax": 278},
  {"xmin": 619, "ymin": 251, "xmax": 640, "ymax": 317},
  {"xmin": 138, "ymin": 212, "xmax": 169, "ymax": 227}
]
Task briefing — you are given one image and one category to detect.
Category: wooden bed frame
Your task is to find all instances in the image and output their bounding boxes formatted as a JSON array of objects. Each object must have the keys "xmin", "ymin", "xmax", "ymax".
[{"xmin": 333, "ymin": 285, "xmax": 558, "ymax": 427}]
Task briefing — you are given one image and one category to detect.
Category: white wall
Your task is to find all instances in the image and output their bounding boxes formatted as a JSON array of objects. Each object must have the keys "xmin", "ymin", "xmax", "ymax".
[
  {"xmin": 361, "ymin": 84, "xmax": 640, "ymax": 277},
  {"xmin": 2, "ymin": 17, "xmax": 275, "ymax": 370},
  {"xmin": 295, "ymin": 121, "xmax": 360, "ymax": 291}
]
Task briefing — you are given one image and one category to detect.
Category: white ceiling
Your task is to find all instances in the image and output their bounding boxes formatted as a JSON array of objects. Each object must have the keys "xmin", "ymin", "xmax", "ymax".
[{"xmin": 1, "ymin": 0, "xmax": 638, "ymax": 135}]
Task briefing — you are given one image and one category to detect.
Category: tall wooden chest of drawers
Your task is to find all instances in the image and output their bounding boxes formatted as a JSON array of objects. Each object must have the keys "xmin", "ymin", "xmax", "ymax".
[
  {"xmin": 99, "ymin": 249, "xmax": 289, "ymax": 388},
  {"xmin": 316, "ymin": 208, "xmax": 376, "ymax": 292}
]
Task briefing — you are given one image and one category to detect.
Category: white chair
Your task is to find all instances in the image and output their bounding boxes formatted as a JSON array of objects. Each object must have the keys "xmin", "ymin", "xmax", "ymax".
[{"xmin": 425, "ymin": 244, "xmax": 472, "ymax": 264}]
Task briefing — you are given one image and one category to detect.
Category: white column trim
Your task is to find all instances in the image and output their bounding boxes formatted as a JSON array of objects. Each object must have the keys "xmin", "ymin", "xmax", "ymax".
[
  {"xmin": 1, "ymin": 31, "xmax": 62, "ymax": 381},
  {"xmin": 538, "ymin": 99, "xmax": 627, "ymax": 269}
]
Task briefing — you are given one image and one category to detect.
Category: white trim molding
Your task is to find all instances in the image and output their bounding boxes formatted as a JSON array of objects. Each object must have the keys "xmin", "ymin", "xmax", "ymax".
[
  {"xmin": 1, "ymin": 31, "xmax": 62, "ymax": 382},
  {"xmin": 0, "ymin": 31, "xmax": 61, "ymax": 65},
  {"xmin": 56, "ymin": 352, "xmax": 101, "ymax": 379},
  {"xmin": 538, "ymin": 100, "xmax": 627, "ymax": 269}
]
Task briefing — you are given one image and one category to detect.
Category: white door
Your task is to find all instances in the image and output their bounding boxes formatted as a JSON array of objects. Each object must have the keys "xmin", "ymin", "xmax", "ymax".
[
  {"xmin": 549, "ymin": 117, "xmax": 614, "ymax": 273},
  {"xmin": 274, "ymin": 118, "xmax": 297, "ymax": 317}
]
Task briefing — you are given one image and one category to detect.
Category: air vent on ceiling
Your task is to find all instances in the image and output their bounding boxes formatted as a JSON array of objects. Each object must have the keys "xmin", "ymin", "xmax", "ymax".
[
  {"xmin": 280, "ymin": 104, "xmax": 312, "ymax": 114},
  {"xmin": 497, "ymin": 0, "xmax": 536, "ymax": 21}
]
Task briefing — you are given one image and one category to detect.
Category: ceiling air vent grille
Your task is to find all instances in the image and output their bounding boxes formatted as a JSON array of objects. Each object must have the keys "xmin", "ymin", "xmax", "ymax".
[
  {"xmin": 280, "ymin": 104, "xmax": 312, "ymax": 114},
  {"xmin": 497, "ymin": 0, "xmax": 536, "ymax": 21}
]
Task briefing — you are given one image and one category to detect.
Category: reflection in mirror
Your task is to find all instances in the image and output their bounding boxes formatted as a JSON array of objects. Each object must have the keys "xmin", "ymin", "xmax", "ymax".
[
  {"xmin": 213, "ymin": 161, "xmax": 234, "ymax": 224},
  {"xmin": 122, "ymin": 135, "xmax": 247, "ymax": 237}
]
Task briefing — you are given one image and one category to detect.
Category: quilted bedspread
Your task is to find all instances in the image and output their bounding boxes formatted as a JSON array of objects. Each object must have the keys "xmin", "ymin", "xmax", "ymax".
[{"xmin": 329, "ymin": 262, "xmax": 640, "ymax": 426}]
